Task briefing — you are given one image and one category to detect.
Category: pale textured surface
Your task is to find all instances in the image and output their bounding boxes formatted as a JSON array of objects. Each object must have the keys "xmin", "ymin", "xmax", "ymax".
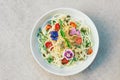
[{"xmin": 0, "ymin": 0, "xmax": 120, "ymax": 80}]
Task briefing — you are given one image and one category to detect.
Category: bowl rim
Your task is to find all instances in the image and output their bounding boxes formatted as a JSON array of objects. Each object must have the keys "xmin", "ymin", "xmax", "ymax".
[{"xmin": 30, "ymin": 8, "xmax": 99, "ymax": 76}]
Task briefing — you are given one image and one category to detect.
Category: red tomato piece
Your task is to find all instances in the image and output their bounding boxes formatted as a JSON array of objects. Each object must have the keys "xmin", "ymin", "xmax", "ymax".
[
  {"xmin": 45, "ymin": 41, "xmax": 52, "ymax": 48},
  {"xmin": 55, "ymin": 23, "xmax": 60, "ymax": 31},
  {"xmin": 61, "ymin": 58, "xmax": 69, "ymax": 64},
  {"xmin": 46, "ymin": 24, "xmax": 52, "ymax": 31},
  {"xmin": 75, "ymin": 37, "xmax": 82, "ymax": 44},
  {"xmin": 87, "ymin": 48, "xmax": 93, "ymax": 55},
  {"xmin": 70, "ymin": 22, "xmax": 77, "ymax": 28}
]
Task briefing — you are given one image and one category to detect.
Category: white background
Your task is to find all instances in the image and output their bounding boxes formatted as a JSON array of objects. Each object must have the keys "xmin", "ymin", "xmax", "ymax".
[{"xmin": 0, "ymin": 0, "xmax": 120, "ymax": 80}]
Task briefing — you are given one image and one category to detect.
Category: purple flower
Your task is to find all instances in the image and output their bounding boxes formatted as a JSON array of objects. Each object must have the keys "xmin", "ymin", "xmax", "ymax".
[
  {"xmin": 69, "ymin": 28, "xmax": 76, "ymax": 36},
  {"xmin": 69, "ymin": 28, "xmax": 80, "ymax": 36},
  {"xmin": 76, "ymin": 30, "xmax": 80, "ymax": 36},
  {"xmin": 50, "ymin": 31, "xmax": 58, "ymax": 41},
  {"xmin": 63, "ymin": 49, "xmax": 74, "ymax": 60}
]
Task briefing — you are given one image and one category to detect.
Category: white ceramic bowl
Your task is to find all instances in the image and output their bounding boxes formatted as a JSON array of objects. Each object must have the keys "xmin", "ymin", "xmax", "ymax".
[{"xmin": 30, "ymin": 8, "xmax": 99, "ymax": 76}]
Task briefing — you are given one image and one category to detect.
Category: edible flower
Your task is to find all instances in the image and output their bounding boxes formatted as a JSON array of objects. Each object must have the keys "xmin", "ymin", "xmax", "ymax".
[
  {"xmin": 76, "ymin": 30, "xmax": 80, "ymax": 36},
  {"xmin": 63, "ymin": 49, "xmax": 74, "ymax": 60},
  {"xmin": 45, "ymin": 41, "xmax": 53, "ymax": 48},
  {"xmin": 69, "ymin": 28, "xmax": 80, "ymax": 36},
  {"xmin": 50, "ymin": 31, "xmax": 58, "ymax": 41}
]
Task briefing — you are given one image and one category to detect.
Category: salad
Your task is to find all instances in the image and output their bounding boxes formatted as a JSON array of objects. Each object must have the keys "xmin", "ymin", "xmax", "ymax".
[{"xmin": 37, "ymin": 14, "xmax": 93, "ymax": 67}]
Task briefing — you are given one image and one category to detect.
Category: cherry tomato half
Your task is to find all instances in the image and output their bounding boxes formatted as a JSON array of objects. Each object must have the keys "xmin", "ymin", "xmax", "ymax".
[
  {"xmin": 70, "ymin": 22, "xmax": 77, "ymax": 28},
  {"xmin": 87, "ymin": 48, "xmax": 93, "ymax": 55},
  {"xmin": 45, "ymin": 41, "xmax": 52, "ymax": 48},
  {"xmin": 75, "ymin": 37, "xmax": 82, "ymax": 44},
  {"xmin": 61, "ymin": 58, "xmax": 69, "ymax": 64},
  {"xmin": 46, "ymin": 24, "xmax": 52, "ymax": 31},
  {"xmin": 55, "ymin": 23, "xmax": 60, "ymax": 31}
]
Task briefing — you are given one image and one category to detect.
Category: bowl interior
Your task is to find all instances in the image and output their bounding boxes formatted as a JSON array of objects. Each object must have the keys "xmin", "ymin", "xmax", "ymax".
[{"xmin": 30, "ymin": 8, "xmax": 99, "ymax": 76}]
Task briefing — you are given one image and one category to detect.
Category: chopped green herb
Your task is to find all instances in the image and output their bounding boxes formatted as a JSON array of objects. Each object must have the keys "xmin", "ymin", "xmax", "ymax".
[
  {"xmin": 37, "ymin": 33, "xmax": 39, "ymax": 37},
  {"xmin": 47, "ymin": 56, "xmax": 54, "ymax": 63},
  {"xmin": 59, "ymin": 19, "xmax": 63, "ymax": 29},
  {"xmin": 73, "ymin": 57, "xmax": 77, "ymax": 61},
  {"xmin": 43, "ymin": 45, "xmax": 47, "ymax": 51},
  {"xmin": 86, "ymin": 42, "xmax": 90, "ymax": 47},
  {"xmin": 60, "ymin": 30, "xmax": 65, "ymax": 38},
  {"xmin": 69, "ymin": 57, "xmax": 77, "ymax": 65},
  {"xmin": 67, "ymin": 15, "xmax": 71, "ymax": 18},
  {"xmin": 77, "ymin": 45, "xmax": 81, "ymax": 48},
  {"xmin": 65, "ymin": 38, "xmax": 71, "ymax": 48},
  {"xmin": 53, "ymin": 20, "xmax": 56, "ymax": 25},
  {"xmin": 81, "ymin": 28, "xmax": 86, "ymax": 33},
  {"xmin": 43, "ymin": 54, "xmax": 46, "ymax": 57}
]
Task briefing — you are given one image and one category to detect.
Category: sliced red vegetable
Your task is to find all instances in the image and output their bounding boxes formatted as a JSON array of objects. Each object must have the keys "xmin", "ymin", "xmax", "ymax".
[
  {"xmin": 61, "ymin": 58, "xmax": 69, "ymax": 64},
  {"xmin": 75, "ymin": 37, "xmax": 82, "ymax": 44},
  {"xmin": 87, "ymin": 48, "xmax": 93, "ymax": 55},
  {"xmin": 45, "ymin": 41, "xmax": 52, "ymax": 48},
  {"xmin": 46, "ymin": 24, "xmax": 52, "ymax": 31},
  {"xmin": 55, "ymin": 23, "xmax": 60, "ymax": 31},
  {"xmin": 50, "ymin": 46, "xmax": 54, "ymax": 51},
  {"xmin": 70, "ymin": 22, "xmax": 77, "ymax": 28}
]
